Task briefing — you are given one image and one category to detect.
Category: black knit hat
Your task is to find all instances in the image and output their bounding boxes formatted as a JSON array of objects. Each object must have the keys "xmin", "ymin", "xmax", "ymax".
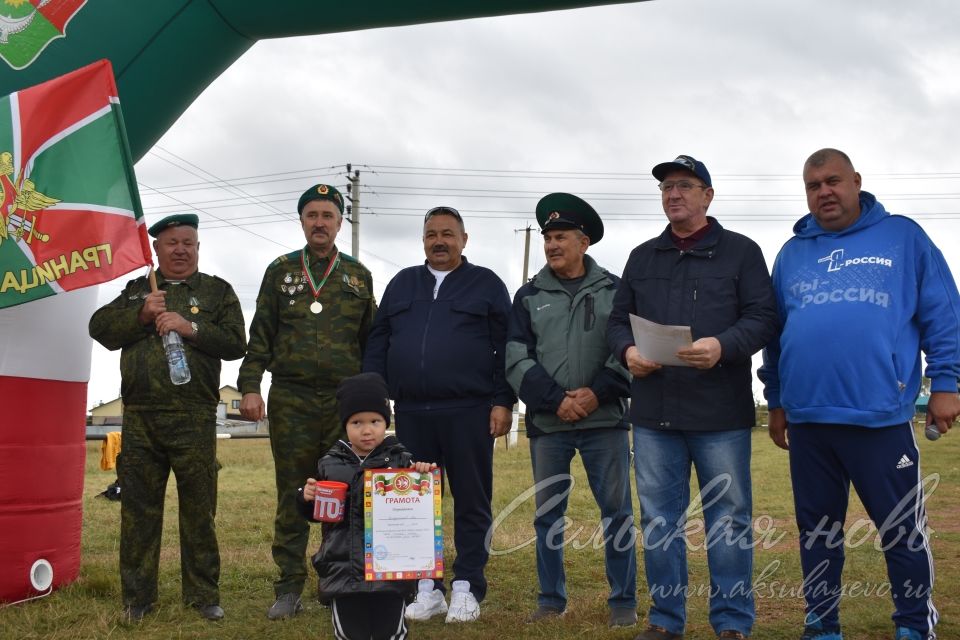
[{"xmin": 336, "ymin": 373, "xmax": 391, "ymax": 428}]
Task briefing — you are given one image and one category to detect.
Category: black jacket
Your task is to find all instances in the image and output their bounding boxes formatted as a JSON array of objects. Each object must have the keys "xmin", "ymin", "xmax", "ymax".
[
  {"xmin": 297, "ymin": 436, "xmax": 416, "ymax": 603},
  {"xmin": 607, "ymin": 218, "xmax": 778, "ymax": 431}
]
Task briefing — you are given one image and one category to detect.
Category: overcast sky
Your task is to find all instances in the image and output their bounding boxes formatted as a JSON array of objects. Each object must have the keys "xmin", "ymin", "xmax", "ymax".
[{"xmin": 88, "ymin": 0, "xmax": 960, "ymax": 409}]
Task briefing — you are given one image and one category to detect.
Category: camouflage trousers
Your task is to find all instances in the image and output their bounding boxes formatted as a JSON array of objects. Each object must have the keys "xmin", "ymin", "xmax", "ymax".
[
  {"xmin": 268, "ymin": 383, "xmax": 342, "ymax": 597},
  {"xmin": 118, "ymin": 409, "xmax": 220, "ymax": 606}
]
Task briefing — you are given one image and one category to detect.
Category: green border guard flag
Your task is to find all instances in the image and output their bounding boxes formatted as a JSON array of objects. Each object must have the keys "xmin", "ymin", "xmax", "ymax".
[{"xmin": 0, "ymin": 58, "xmax": 150, "ymax": 309}]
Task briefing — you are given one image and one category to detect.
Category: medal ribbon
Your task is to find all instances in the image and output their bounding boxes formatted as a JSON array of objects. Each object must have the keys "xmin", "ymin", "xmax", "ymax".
[{"xmin": 300, "ymin": 247, "xmax": 341, "ymax": 302}]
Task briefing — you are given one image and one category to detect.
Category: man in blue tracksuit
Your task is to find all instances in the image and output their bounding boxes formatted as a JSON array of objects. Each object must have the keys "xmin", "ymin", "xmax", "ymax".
[
  {"xmin": 506, "ymin": 193, "xmax": 636, "ymax": 628},
  {"xmin": 363, "ymin": 206, "xmax": 515, "ymax": 624},
  {"xmin": 760, "ymin": 148, "xmax": 960, "ymax": 640}
]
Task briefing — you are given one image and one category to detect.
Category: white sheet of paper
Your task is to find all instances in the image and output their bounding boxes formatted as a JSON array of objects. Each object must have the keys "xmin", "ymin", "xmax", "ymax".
[{"xmin": 628, "ymin": 313, "xmax": 693, "ymax": 367}]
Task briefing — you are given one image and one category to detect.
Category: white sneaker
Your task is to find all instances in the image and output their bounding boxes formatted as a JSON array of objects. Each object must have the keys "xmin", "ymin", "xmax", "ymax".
[
  {"xmin": 445, "ymin": 580, "xmax": 480, "ymax": 623},
  {"xmin": 404, "ymin": 579, "xmax": 447, "ymax": 621}
]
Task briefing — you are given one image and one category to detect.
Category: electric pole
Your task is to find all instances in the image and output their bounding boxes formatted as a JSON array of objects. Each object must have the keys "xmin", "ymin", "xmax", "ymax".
[
  {"xmin": 521, "ymin": 225, "xmax": 532, "ymax": 285},
  {"xmin": 345, "ymin": 165, "xmax": 361, "ymax": 257}
]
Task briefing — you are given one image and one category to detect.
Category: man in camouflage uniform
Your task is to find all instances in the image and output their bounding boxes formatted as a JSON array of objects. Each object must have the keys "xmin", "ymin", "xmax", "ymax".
[
  {"xmin": 89, "ymin": 213, "xmax": 247, "ymax": 622},
  {"xmin": 238, "ymin": 184, "xmax": 377, "ymax": 620}
]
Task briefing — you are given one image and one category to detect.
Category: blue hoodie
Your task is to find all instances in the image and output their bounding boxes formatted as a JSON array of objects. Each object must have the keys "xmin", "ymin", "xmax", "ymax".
[{"xmin": 760, "ymin": 192, "xmax": 960, "ymax": 427}]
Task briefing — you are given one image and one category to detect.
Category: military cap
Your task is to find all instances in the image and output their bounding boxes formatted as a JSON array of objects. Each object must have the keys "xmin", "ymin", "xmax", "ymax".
[
  {"xmin": 535, "ymin": 192, "xmax": 603, "ymax": 245},
  {"xmin": 652, "ymin": 154, "xmax": 712, "ymax": 188},
  {"xmin": 298, "ymin": 183, "xmax": 344, "ymax": 215},
  {"xmin": 147, "ymin": 213, "xmax": 199, "ymax": 237}
]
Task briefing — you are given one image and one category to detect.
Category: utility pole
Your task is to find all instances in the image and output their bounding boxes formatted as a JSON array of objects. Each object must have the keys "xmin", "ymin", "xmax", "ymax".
[
  {"xmin": 345, "ymin": 164, "xmax": 361, "ymax": 257},
  {"xmin": 521, "ymin": 225, "xmax": 532, "ymax": 285}
]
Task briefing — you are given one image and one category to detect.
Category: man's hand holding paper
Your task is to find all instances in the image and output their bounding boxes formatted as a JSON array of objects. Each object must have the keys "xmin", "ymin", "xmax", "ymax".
[
  {"xmin": 627, "ymin": 313, "xmax": 695, "ymax": 368},
  {"xmin": 625, "ymin": 345, "xmax": 663, "ymax": 378},
  {"xmin": 676, "ymin": 337, "xmax": 722, "ymax": 370}
]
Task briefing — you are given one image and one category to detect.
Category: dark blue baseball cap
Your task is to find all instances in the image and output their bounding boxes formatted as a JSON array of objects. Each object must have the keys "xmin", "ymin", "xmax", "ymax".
[{"xmin": 652, "ymin": 155, "xmax": 712, "ymax": 188}]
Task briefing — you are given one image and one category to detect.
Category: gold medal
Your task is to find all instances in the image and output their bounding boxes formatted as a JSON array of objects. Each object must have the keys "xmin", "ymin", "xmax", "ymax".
[
  {"xmin": 300, "ymin": 248, "xmax": 340, "ymax": 318},
  {"xmin": 190, "ymin": 306, "xmax": 199, "ymax": 314}
]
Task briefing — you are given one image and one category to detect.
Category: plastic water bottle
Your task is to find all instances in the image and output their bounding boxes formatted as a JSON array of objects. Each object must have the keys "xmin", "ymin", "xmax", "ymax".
[{"xmin": 163, "ymin": 331, "xmax": 191, "ymax": 385}]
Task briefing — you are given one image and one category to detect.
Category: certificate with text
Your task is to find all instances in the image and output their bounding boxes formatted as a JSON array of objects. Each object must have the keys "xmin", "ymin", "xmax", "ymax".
[{"xmin": 363, "ymin": 468, "xmax": 443, "ymax": 581}]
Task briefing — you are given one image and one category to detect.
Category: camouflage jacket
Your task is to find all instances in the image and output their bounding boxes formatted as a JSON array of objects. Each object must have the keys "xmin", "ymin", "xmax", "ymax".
[
  {"xmin": 238, "ymin": 247, "xmax": 376, "ymax": 394},
  {"xmin": 89, "ymin": 270, "xmax": 247, "ymax": 411}
]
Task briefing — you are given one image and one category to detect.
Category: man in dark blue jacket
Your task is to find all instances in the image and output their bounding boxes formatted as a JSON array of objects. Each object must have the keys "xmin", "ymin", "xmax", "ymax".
[
  {"xmin": 607, "ymin": 155, "xmax": 778, "ymax": 640},
  {"xmin": 363, "ymin": 206, "xmax": 515, "ymax": 625}
]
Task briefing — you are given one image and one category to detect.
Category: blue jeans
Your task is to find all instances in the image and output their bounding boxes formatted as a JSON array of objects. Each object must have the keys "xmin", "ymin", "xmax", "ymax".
[
  {"xmin": 633, "ymin": 426, "xmax": 755, "ymax": 636},
  {"xmin": 529, "ymin": 427, "xmax": 637, "ymax": 611}
]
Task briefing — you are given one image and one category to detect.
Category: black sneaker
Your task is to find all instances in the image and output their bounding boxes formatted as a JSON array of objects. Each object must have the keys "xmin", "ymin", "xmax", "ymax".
[
  {"xmin": 122, "ymin": 603, "xmax": 153, "ymax": 622},
  {"xmin": 526, "ymin": 605, "xmax": 565, "ymax": 623},
  {"xmin": 609, "ymin": 607, "xmax": 638, "ymax": 628},
  {"xmin": 635, "ymin": 624, "xmax": 684, "ymax": 640},
  {"xmin": 195, "ymin": 604, "xmax": 225, "ymax": 621},
  {"xmin": 267, "ymin": 593, "xmax": 303, "ymax": 620}
]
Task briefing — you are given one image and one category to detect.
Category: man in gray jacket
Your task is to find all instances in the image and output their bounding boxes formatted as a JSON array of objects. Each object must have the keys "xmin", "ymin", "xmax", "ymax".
[{"xmin": 506, "ymin": 193, "xmax": 636, "ymax": 628}]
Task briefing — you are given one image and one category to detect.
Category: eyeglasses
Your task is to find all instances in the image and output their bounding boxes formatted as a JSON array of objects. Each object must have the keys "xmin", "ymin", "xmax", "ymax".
[
  {"xmin": 658, "ymin": 180, "xmax": 707, "ymax": 194},
  {"xmin": 424, "ymin": 206, "xmax": 463, "ymax": 223}
]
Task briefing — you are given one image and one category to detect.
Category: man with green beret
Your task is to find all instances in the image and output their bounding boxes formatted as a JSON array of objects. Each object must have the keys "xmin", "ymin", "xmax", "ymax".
[
  {"xmin": 238, "ymin": 184, "xmax": 377, "ymax": 620},
  {"xmin": 89, "ymin": 213, "xmax": 247, "ymax": 622},
  {"xmin": 506, "ymin": 193, "xmax": 637, "ymax": 627}
]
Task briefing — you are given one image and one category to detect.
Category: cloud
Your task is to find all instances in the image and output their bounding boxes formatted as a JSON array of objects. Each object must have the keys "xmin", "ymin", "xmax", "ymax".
[{"xmin": 87, "ymin": 0, "xmax": 960, "ymax": 408}]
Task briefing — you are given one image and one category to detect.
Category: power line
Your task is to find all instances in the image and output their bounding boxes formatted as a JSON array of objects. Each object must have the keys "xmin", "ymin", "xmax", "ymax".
[
  {"xmin": 150, "ymin": 146, "xmax": 295, "ymax": 222},
  {"xmin": 137, "ymin": 165, "xmax": 347, "ymax": 192},
  {"xmin": 138, "ymin": 180, "xmax": 292, "ymax": 250},
  {"xmin": 135, "ymin": 153, "xmax": 960, "ymax": 245},
  {"xmin": 363, "ymin": 163, "xmax": 960, "ymax": 180}
]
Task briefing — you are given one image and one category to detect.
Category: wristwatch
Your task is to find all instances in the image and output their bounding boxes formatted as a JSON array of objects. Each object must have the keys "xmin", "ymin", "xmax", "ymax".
[{"xmin": 190, "ymin": 321, "xmax": 199, "ymax": 337}]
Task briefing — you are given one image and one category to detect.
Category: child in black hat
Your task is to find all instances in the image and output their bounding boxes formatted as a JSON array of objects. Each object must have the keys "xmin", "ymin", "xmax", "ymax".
[{"xmin": 298, "ymin": 372, "xmax": 435, "ymax": 640}]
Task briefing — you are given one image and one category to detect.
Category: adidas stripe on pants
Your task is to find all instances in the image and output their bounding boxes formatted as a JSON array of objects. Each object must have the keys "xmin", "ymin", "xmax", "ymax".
[{"xmin": 788, "ymin": 422, "xmax": 937, "ymax": 635}]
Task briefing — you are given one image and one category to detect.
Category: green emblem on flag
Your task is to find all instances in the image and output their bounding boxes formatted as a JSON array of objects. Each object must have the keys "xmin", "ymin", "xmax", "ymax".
[{"xmin": 0, "ymin": 0, "xmax": 88, "ymax": 71}]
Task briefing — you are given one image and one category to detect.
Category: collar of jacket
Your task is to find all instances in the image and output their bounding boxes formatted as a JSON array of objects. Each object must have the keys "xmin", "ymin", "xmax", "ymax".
[
  {"xmin": 653, "ymin": 216, "xmax": 723, "ymax": 257},
  {"xmin": 419, "ymin": 255, "xmax": 472, "ymax": 279},
  {"xmin": 533, "ymin": 253, "xmax": 611, "ymax": 292},
  {"xmin": 156, "ymin": 269, "xmax": 201, "ymax": 289},
  {"xmin": 329, "ymin": 434, "xmax": 400, "ymax": 462}
]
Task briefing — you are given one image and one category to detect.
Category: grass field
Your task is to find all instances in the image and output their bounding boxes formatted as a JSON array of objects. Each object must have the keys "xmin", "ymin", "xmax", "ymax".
[{"xmin": 1, "ymin": 428, "xmax": 958, "ymax": 639}]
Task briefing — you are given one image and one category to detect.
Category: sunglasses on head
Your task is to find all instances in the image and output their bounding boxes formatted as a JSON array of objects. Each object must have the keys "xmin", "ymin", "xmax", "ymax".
[{"xmin": 424, "ymin": 206, "xmax": 463, "ymax": 223}]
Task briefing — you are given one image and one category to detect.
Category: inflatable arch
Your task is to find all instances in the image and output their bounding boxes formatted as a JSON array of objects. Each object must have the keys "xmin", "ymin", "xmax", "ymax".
[{"xmin": 0, "ymin": 0, "xmax": 649, "ymax": 604}]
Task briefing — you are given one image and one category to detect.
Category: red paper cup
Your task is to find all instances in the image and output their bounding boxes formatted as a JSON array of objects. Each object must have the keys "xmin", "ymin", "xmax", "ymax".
[{"xmin": 313, "ymin": 480, "xmax": 348, "ymax": 523}]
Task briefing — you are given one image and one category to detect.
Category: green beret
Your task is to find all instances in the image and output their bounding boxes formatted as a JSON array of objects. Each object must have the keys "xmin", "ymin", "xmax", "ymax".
[
  {"xmin": 535, "ymin": 193, "xmax": 603, "ymax": 245},
  {"xmin": 147, "ymin": 213, "xmax": 199, "ymax": 238},
  {"xmin": 298, "ymin": 184, "xmax": 344, "ymax": 215}
]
